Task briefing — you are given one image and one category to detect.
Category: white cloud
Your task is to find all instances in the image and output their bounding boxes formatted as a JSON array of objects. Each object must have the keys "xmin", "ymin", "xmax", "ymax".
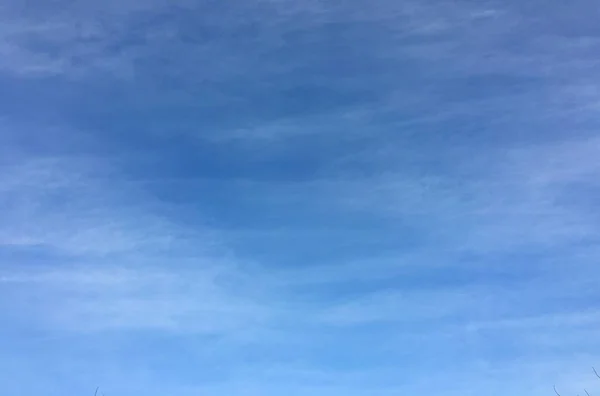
[
  {"xmin": 1, "ymin": 264, "xmax": 269, "ymax": 334},
  {"xmin": 0, "ymin": 124, "xmax": 264, "ymax": 336},
  {"xmin": 0, "ymin": 148, "xmax": 221, "ymax": 256}
]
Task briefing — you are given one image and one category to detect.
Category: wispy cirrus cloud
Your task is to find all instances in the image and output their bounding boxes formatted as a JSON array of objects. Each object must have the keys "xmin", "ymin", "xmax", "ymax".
[{"xmin": 2, "ymin": 0, "xmax": 600, "ymax": 395}]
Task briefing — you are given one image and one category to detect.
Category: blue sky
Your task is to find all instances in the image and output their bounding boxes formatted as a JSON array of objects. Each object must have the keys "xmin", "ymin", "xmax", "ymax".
[{"xmin": 1, "ymin": 0, "xmax": 600, "ymax": 395}]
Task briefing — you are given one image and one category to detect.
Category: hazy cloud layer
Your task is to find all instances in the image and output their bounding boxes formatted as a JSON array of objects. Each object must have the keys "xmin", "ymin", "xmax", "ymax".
[{"xmin": 1, "ymin": 0, "xmax": 600, "ymax": 395}]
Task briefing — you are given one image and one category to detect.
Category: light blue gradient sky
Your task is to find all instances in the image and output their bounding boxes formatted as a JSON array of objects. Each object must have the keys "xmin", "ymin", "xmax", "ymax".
[{"xmin": 1, "ymin": 0, "xmax": 600, "ymax": 395}]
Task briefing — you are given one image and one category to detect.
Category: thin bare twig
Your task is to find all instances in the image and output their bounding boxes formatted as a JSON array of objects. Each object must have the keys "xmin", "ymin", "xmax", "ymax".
[
  {"xmin": 585, "ymin": 389, "xmax": 591, "ymax": 396},
  {"xmin": 593, "ymin": 367, "xmax": 600, "ymax": 380},
  {"xmin": 95, "ymin": 387, "xmax": 100, "ymax": 396},
  {"xmin": 554, "ymin": 385, "xmax": 562, "ymax": 396}
]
